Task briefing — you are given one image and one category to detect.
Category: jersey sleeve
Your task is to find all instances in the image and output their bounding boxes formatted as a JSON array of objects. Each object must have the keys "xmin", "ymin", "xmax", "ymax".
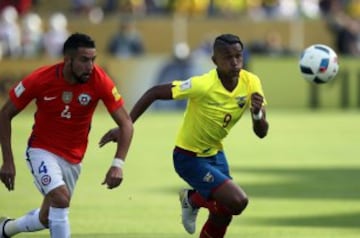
[
  {"xmin": 96, "ymin": 67, "xmax": 124, "ymax": 113},
  {"xmin": 171, "ymin": 76, "xmax": 207, "ymax": 100},
  {"xmin": 9, "ymin": 72, "xmax": 40, "ymax": 110}
]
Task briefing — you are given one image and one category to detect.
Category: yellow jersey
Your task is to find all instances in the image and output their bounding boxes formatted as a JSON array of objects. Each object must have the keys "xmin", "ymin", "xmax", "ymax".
[{"xmin": 172, "ymin": 68, "xmax": 266, "ymax": 157}]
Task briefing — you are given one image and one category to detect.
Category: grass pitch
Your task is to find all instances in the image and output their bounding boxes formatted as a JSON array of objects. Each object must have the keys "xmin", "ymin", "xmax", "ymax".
[{"xmin": 1, "ymin": 109, "xmax": 360, "ymax": 237}]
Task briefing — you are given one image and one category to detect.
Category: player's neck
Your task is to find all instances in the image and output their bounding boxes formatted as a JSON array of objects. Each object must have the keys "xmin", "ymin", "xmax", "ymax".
[
  {"xmin": 62, "ymin": 68, "xmax": 77, "ymax": 85},
  {"xmin": 217, "ymin": 72, "xmax": 238, "ymax": 92},
  {"xmin": 221, "ymin": 79, "xmax": 238, "ymax": 92}
]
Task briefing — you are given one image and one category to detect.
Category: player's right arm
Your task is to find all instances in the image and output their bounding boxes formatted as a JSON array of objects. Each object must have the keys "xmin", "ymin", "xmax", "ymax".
[
  {"xmin": 130, "ymin": 83, "xmax": 173, "ymax": 122},
  {"xmin": 0, "ymin": 100, "xmax": 21, "ymax": 191},
  {"xmin": 98, "ymin": 83, "xmax": 173, "ymax": 147}
]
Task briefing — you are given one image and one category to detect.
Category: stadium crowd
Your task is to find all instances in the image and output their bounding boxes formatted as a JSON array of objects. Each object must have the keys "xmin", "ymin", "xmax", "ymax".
[{"xmin": 0, "ymin": 0, "xmax": 359, "ymax": 60}]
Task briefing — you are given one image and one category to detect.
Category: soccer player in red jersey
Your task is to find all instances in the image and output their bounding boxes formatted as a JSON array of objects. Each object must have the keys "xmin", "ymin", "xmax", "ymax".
[{"xmin": 0, "ymin": 33, "xmax": 134, "ymax": 238}]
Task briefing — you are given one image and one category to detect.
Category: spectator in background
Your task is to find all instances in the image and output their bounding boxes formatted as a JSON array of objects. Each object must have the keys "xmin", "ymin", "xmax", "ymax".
[
  {"xmin": 248, "ymin": 30, "xmax": 294, "ymax": 57},
  {"xmin": 20, "ymin": 12, "xmax": 43, "ymax": 58},
  {"xmin": 107, "ymin": 16, "xmax": 145, "ymax": 58},
  {"xmin": 71, "ymin": 0, "xmax": 96, "ymax": 14},
  {"xmin": 208, "ymin": 0, "xmax": 247, "ymax": 18},
  {"xmin": 144, "ymin": 0, "xmax": 170, "ymax": 15},
  {"xmin": 347, "ymin": 0, "xmax": 360, "ymax": 19},
  {"xmin": 0, "ymin": 0, "xmax": 33, "ymax": 16},
  {"xmin": 320, "ymin": 0, "xmax": 360, "ymax": 56},
  {"xmin": 153, "ymin": 42, "xmax": 204, "ymax": 110},
  {"xmin": 170, "ymin": 0, "xmax": 209, "ymax": 16},
  {"xmin": 192, "ymin": 34, "xmax": 215, "ymax": 58},
  {"xmin": 0, "ymin": 6, "xmax": 21, "ymax": 59},
  {"xmin": 43, "ymin": 13, "xmax": 69, "ymax": 58},
  {"xmin": 103, "ymin": 0, "xmax": 119, "ymax": 14}
]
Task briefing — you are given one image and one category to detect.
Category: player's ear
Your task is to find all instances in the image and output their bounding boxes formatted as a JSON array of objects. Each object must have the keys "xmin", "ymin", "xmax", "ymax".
[
  {"xmin": 211, "ymin": 55, "xmax": 216, "ymax": 64},
  {"xmin": 64, "ymin": 55, "xmax": 71, "ymax": 64}
]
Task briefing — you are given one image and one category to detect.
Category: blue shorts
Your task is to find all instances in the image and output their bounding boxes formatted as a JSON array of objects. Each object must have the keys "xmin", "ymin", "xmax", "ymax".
[{"xmin": 173, "ymin": 147, "xmax": 232, "ymax": 199}]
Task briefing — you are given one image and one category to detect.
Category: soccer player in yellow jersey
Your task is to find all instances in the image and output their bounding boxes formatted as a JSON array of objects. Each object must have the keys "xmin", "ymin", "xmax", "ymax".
[{"xmin": 100, "ymin": 33, "xmax": 269, "ymax": 237}]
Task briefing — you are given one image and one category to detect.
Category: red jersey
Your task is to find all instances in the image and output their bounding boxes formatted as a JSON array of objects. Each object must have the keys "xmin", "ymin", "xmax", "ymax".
[{"xmin": 9, "ymin": 63, "xmax": 124, "ymax": 164}]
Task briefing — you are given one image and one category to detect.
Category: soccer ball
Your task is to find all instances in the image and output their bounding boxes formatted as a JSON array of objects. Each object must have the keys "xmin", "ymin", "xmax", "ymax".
[{"xmin": 299, "ymin": 44, "xmax": 339, "ymax": 84}]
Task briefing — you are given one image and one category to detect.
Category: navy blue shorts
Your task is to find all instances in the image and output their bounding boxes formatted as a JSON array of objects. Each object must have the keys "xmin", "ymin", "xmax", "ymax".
[{"xmin": 173, "ymin": 147, "xmax": 232, "ymax": 199}]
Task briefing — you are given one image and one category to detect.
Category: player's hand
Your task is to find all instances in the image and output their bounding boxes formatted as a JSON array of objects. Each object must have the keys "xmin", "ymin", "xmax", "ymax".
[
  {"xmin": 98, "ymin": 128, "xmax": 120, "ymax": 148},
  {"xmin": 102, "ymin": 167, "xmax": 123, "ymax": 189},
  {"xmin": 0, "ymin": 161, "xmax": 16, "ymax": 191},
  {"xmin": 251, "ymin": 92, "xmax": 264, "ymax": 114}
]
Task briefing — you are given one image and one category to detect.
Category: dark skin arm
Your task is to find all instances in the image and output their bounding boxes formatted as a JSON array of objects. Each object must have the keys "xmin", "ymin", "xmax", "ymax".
[
  {"xmin": 100, "ymin": 86, "xmax": 269, "ymax": 146},
  {"xmin": 0, "ymin": 100, "xmax": 21, "ymax": 191},
  {"xmin": 99, "ymin": 83, "xmax": 172, "ymax": 147},
  {"xmin": 250, "ymin": 92, "xmax": 269, "ymax": 138},
  {"xmin": 130, "ymin": 84, "xmax": 173, "ymax": 123}
]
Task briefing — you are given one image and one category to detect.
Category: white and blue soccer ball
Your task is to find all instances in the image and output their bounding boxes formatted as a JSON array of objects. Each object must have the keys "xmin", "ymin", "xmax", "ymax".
[{"xmin": 299, "ymin": 44, "xmax": 339, "ymax": 84}]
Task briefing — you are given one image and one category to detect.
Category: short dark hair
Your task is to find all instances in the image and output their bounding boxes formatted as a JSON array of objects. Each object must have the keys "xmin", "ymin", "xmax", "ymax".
[
  {"xmin": 63, "ymin": 33, "xmax": 96, "ymax": 55},
  {"xmin": 213, "ymin": 34, "xmax": 243, "ymax": 52}
]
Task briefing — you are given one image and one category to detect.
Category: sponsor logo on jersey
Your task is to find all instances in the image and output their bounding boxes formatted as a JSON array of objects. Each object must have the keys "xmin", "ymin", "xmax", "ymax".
[
  {"xmin": 14, "ymin": 82, "xmax": 25, "ymax": 97},
  {"xmin": 78, "ymin": 93, "xmax": 91, "ymax": 105},
  {"xmin": 62, "ymin": 91, "xmax": 73, "ymax": 104}
]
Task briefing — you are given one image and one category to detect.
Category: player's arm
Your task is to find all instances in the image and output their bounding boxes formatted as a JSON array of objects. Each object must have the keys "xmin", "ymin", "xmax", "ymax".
[
  {"xmin": 250, "ymin": 92, "xmax": 269, "ymax": 138},
  {"xmin": 130, "ymin": 83, "xmax": 173, "ymax": 123},
  {"xmin": 101, "ymin": 106, "xmax": 134, "ymax": 189},
  {"xmin": 99, "ymin": 83, "xmax": 173, "ymax": 147},
  {"xmin": 0, "ymin": 100, "xmax": 21, "ymax": 191}
]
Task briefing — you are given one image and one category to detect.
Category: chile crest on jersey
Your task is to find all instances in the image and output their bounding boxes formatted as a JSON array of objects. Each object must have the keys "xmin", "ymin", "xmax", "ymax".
[
  {"xmin": 62, "ymin": 91, "xmax": 73, "ymax": 104},
  {"xmin": 78, "ymin": 93, "xmax": 91, "ymax": 105}
]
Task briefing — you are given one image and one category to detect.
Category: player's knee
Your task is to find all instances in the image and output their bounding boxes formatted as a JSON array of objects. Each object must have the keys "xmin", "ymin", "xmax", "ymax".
[
  {"xmin": 48, "ymin": 186, "xmax": 71, "ymax": 208},
  {"xmin": 231, "ymin": 196, "xmax": 249, "ymax": 215}
]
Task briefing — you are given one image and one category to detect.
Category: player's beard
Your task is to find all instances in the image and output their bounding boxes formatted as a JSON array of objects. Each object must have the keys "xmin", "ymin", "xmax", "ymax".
[{"xmin": 70, "ymin": 59, "xmax": 90, "ymax": 84}]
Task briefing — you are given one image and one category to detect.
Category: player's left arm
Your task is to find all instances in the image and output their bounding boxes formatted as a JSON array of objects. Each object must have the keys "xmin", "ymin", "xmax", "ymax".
[
  {"xmin": 250, "ymin": 92, "xmax": 269, "ymax": 138},
  {"xmin": 101, "ymin": 105, "xmax": 134, "ymax": 189}
]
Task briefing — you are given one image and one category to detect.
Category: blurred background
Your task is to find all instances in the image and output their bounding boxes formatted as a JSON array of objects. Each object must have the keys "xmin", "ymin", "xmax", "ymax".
[{"xmin": 0, "ymin": 0, "xmax": 359, "ymax": 110}]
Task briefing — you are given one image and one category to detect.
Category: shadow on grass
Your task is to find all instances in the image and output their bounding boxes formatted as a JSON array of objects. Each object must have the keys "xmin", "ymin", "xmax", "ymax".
[
  {"xmin": 232, "ymin": 166, "xmax": 360, "ymax": 200},
  {"xmin": 246, "ymin": 211, "xmax": 360, "ymax": 228},
  {"xmin": 138, "ymin": 166, "xmax": 360, "ymax": 231},
  {"xmin": 26, "ymin": 234, "xmax": 185, "ymax": 238},
  {"xmin": 153, "ymin": 166, "xmax": 360, "ymax": 200},
  {"xmin": 146, "ymin": 166, "xmax": 360, "ymax": 230}
]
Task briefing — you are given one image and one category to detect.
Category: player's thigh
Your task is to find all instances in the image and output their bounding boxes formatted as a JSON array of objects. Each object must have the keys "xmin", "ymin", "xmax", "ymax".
[
  {"xmin": 173, "ymin": 151, "xmax": 230, "ymax": 199},
  {"xmin": 26, "ymin": 148, "xmax": 80, "ymax": 196},
  {"xmin": 210, "ymin": 151, "xmax": 247, "ymax": 203}
]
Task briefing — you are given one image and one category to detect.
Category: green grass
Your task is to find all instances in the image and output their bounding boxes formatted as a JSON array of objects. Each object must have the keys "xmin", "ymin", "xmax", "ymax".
[{"xmin": 1, "ymin": 109, "xmax": 360, "ymax": 237}]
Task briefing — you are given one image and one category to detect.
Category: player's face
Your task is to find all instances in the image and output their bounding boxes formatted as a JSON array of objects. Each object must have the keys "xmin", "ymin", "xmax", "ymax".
[
  {"xmin": 213, "ymin": 43, "xmax": 243, "ymax": 79},
  {"xmin": 70, "ymin": 47, "xmax": 96, "ymax": 84}
]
